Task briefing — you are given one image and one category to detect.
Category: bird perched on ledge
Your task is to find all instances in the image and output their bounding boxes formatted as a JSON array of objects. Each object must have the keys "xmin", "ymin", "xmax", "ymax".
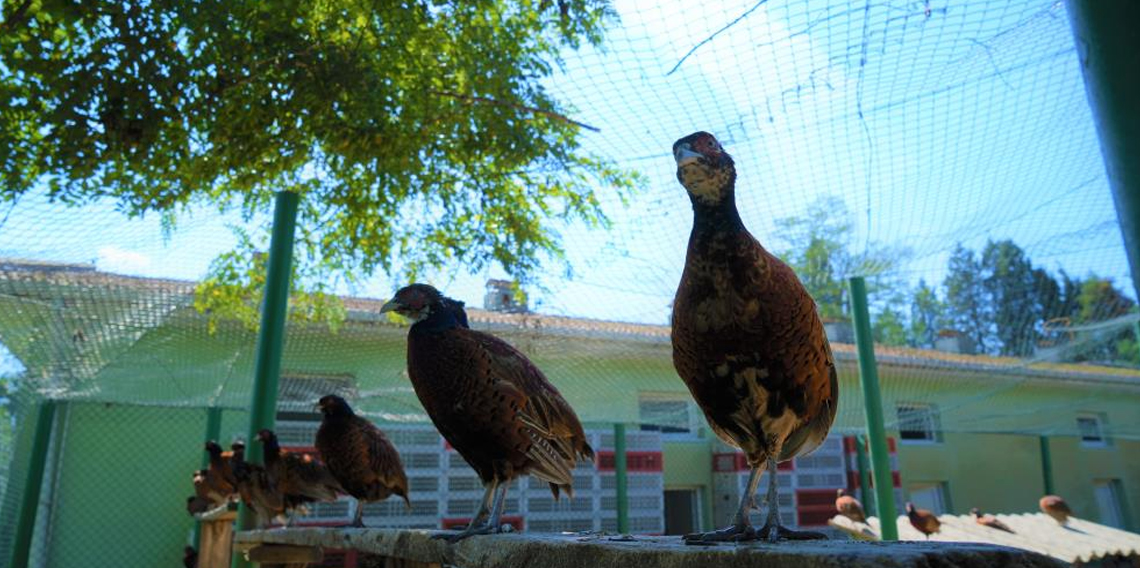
[
  {"xmin": 670, "ymin": 131, "xmax": 838, "ymax": 543},
  {"xmin": 257, "ymin": 429, "xmax": 343, "ymax": 524},
  {"xmin": 315, "ymin": 395, "xmax": 410, "ymax": 528},
  {"xmin": 1040, "ymin": 495, "xmax": 1072, "ymax": 525},
  {"xmin": 836, "ymin": 488, "xmax": 867, "ymax": 524},
  {"xmin": 906, "ymin": 502, "xmax": 941, "ymax": 538},
  {"xmin": 971, "ymin": 507, "xmax": 1015, "ymax": 533},
  {"xmin": 382, "ymin": 284, "xmax": 594, "ymax": 541}
]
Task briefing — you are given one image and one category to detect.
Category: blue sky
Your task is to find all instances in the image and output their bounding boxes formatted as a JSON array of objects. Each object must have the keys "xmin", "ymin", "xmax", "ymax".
[{"xmin": 0, "ymin": 0, "xmax": 1130, "ymax": 337}]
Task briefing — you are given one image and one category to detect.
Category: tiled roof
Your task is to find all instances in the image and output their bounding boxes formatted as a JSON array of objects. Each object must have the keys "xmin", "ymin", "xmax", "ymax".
[
  {"xmin": 830, "ymin": 513, "xmax": 1140, "ymax": 564},
  {"xmin": 3, "ymin": 257, "xmax": 1139, "ymax": 384}
]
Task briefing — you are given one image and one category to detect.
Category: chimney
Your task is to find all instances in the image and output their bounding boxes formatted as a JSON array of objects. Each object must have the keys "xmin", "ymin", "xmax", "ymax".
[
  {"xmin": 934, "ymin": 329, "xmax": 977, "ymax": 355},
  {"xmin": 484, "ymin": 279, "xmax": 527, "ymax": 313}
]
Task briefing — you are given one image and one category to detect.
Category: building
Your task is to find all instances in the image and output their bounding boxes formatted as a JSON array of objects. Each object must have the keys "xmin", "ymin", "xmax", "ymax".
[{"xmin": 0, "ymin": 260, "xmax": 1138, "ymax": 568}]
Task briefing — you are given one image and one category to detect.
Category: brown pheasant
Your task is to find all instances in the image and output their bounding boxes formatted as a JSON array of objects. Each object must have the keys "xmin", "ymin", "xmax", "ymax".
[
  {"xmin": 315, "ymin": 395, "xmax": 410, "ymax": 528},
  {"xmin": 836, "ymin": 488, "xmax": 867, "ymax": 524},
  {"xmin": 257, "ymin": 429, "xmax": 343, "ymax": 524},
  {"xmin": 671, "ymin": 131, "xmax": 838, "ymax": 542},
  {"xmin": 971, "ymin": 507, "xmax": 1014, "ymax": 533},
  {"xmin": 906, "ymin": 502, "xmax": 941, "ymax": 538},
  {"xmin": 230, "ymin": 441, "xmax": 285, "ymax": 527},
  {"xmin": 382, "ymin": 284, "xmax": 594, "ymax": 541},
  {"xmin": 201, "ymin": 441, "xmax": 237, "ymax": 505},
  {"xmin": 1040, "ymin": 495, "xmax": 1072, "ymax": 525}
]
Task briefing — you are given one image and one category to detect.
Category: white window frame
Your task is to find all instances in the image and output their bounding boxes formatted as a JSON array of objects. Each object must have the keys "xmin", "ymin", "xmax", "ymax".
[
  {"xmin": 896, "ymin": 402, "xmax": 941, "ymax": 445},
  {"xmin": 1077, "ymin": 413, "xmax": 1110, "ymax": 448},
  {"xmin": 1093, "ymin": 479, "xmax": 1125, "ymax": 529},
  {"xmin": 638, "ymin": 393, "xmax": 703, "ymax": 440}
]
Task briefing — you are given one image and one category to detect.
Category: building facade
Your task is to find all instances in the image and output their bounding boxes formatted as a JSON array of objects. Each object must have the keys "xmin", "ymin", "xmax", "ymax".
[{"xmin": 1, "ymin": 261, "xmax": 1138, "ymax": 568}]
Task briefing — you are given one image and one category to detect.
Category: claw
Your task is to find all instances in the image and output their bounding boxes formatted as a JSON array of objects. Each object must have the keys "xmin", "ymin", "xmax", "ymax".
[
  {"xmin": 683, "ymin": 523, "xmax": 757, "ymax": 543},
  {"xmin": 433, "ymin": 524, "xmax": 502, "ymax": 543}
]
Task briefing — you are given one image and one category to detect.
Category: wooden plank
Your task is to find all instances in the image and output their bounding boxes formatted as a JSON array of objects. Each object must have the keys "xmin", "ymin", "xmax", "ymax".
[{"xmin": 199, "ymin": 518, "xmax": 234, "ymax": 568}]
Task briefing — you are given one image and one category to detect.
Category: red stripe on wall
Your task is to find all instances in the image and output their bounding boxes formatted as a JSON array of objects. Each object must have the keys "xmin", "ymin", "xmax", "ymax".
[{"xmin": 596, "ymin": 451, "xmax": 664, "ymax": 472}]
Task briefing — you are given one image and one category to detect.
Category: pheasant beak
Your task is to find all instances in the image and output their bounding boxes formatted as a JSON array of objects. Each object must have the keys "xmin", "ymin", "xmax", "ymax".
[
  {"xmin": 674, "ymin": 143, "xmax": 704, "ymax": 168},
  {"xmin": 379, "ymin": 299, "xmax": 403, "ymax": 314}
]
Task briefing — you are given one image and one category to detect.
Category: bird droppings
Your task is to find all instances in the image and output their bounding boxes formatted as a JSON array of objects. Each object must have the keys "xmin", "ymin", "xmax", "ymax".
[{"xmin": 235, "ymin": 528, "xmax": 1064, "ymax": 568}]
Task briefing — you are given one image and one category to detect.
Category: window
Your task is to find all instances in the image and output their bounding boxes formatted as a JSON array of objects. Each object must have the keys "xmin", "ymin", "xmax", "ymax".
[
  {"xmin": 897, "ymin": 403, "xmax": 940, "ymax": 443},
  {"xmin": 1094, "ymin": 479, "xmax": 1124, "ymax": 529},
  {"xmin": 1077, "ymin": 413, "xmax": 1109, "ymax": 447},
  {"xmin": 639, "ymin": 395, "xmax": 699, "ymax": 436},
  {"xmin": 908, "ymin": 481, "xmax": 950, "ymax": 515}
]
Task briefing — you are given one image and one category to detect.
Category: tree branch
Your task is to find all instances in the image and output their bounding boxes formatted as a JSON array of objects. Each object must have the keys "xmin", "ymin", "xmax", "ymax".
[
  {"xmin": 1, "ymin": 0, "xmax": 35, "ymax": 33},
  {"xmin": 430, "ymin": 90, "xmax": 601, "ymax": 133}
]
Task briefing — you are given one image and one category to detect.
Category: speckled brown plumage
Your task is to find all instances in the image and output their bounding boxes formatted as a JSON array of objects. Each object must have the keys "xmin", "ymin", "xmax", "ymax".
[
  {"xmin": 671, "ymin": 132, "xmax": 837, "ymax": 543},
  {"xmin": 315, "ymin": 395, "xmax": 409, "ymax": 527},
  {"xmin": 1040, "ymin": 495, "xmax": 1072, "ymax": 525},
  {"xmin": 836, "ymin": 489, "xmax": 867, "ymax": 524},
  {"xmin": 201, "ymin": 441, "xmax": 237, "ymax": 504},
  {"xmin": 906, "ymin": 502, "xmax": 941, "ymax": 538},
  {"xmin": 258, "ymin": 429, "xmax": 343, "ymax": 520},
  {"xmin": 230, "ymin": 441, "xmax": 285, "ymax": 526},
  {"xmin": 382, "ymin": 284, "xmax": 593, "ymax": 540}
]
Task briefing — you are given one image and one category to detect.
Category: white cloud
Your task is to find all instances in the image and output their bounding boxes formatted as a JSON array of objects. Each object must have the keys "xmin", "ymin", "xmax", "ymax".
[{"xmin": 97, "ymin": 246, "xmax": 152, "ymax": 274}]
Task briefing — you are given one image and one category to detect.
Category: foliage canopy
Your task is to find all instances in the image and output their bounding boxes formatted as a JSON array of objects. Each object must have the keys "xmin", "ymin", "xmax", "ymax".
[{"xmin": 0, "ymin": 0, "xmax": 639, "ymax": 326}]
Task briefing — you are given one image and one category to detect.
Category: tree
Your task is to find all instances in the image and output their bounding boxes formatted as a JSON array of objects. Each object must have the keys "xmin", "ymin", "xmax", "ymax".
[
  {"xmin": 1062, "ymin": 276, "xmax": 1138, "ymax": 364},
  {"xmin": 943, "ymin": 244, "xmax": 991, "ymax": 353},
  {"xmin": 0, "ymin": 0, "xmax": 640, "ymax": 326},
  {"xmin": 981, "ymin": 240, "xmax": 1041, "ymax": 356},
  {"xmin": 909, "ymin": 279, "xmax": 946, "ymax": 349},
  {"xmin": 872, "ymin": 293, "xmax": 909, "ymax": 347},
  {"xmin": 773, "ymin": 196, "xmax": 908, "ymax": 320}
]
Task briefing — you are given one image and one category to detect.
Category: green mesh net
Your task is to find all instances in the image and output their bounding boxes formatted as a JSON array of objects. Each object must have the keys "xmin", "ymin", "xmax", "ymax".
[{"xmin": 2, "ymin": 1, "xmax": 1139, "ymax": 566}]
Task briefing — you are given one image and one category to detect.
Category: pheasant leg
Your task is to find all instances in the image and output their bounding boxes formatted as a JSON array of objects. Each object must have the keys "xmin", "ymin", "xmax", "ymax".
[
  {"xmin": 756, "ymin": 456, "xmax": 827, "ymax": 542},
  {"xmin": 436, "ymin": 480, "xmax": 501, "ymax": 542},
  {"xmin": 684, "ymin": 465, "xmax": 762, "ymax": 542},
  {"xmin": 350, "ymin": 498, "xmax": 366, "ymax": 528}
]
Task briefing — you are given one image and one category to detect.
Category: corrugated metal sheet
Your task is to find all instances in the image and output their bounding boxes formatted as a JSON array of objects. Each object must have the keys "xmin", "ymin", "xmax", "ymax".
[{"xmin": 830, "ymin": 513, "xmax": 1140, "ymax": 564}]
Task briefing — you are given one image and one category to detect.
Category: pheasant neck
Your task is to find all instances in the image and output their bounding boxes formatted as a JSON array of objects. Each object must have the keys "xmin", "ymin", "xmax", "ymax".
[
  {"xmin": 411, "ymin": 301, "xmax": 465, "ymax": 333},
  {"xmin": 263, "ymin": 438, "xmax": 281, "ymax": 465},
  {"xmin": 691, "ymin": 191, "xmax": 744, "ymax": 237}
]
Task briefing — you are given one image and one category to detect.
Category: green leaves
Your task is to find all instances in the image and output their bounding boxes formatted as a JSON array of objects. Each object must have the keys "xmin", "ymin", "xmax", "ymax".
[
  {"xmin": 773, "ymin": 195, "xmax": 909, "ymax": 320},
  {"xmin": 1, "ymin": 0, "xmax": 640, "ymax": 328}
]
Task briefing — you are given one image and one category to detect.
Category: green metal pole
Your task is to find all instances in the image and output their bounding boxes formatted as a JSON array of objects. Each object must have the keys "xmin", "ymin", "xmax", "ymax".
[
  {"xmin": 193, "ymin": 407, "xmax": 223, "ymax": 549},
  {"xmin": 8, "ymin": 400, "xmax": 57, "ymax": 568},
  {"xmin": 1039, "ymin": 436, "xmax": 1054, "ymax": 496},
  {"xmin": 1065, "ymin": 1, "xmax": 1140, "ymax": 301},
  {"xmin": 233, "ymin": 191, "xmax": 299, "ymax": 567},
  {"xmin": 848, "ymin": 276, "xmax": 898, "ymax": 541},
  {"xmin": 855, "ymin": 434, "xmax": 875, "ymax": 516},
  {"xmin": 613, "ymin": 422, "xmax": 629, "ymax": 533}
]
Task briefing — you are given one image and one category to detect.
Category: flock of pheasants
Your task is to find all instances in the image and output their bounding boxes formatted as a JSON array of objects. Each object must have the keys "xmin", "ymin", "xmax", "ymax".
[
  {"xmin": 835, "ymin": 489, "xmax": 1077, "ymax": 538},
  {"xmin": 179, "ymin": 132, "xmax": 1069, "ymax": 545}
]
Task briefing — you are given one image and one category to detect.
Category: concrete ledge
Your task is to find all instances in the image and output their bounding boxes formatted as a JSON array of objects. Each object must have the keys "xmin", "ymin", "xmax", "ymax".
[{"xmin": 235, "ymin": 528, "xmax": 1065, "ymax": 568}]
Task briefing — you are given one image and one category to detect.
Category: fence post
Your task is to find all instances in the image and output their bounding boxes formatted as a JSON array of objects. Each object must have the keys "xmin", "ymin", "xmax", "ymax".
[
  {"xmin": 1065, "ymin": 0, "xmax": 1140, "ymax": 301},
  {"xmin": 613, "ymin": 422, "xmax": 629, "ymax": 533},
  {"xmin": 233, "ymin": 191, "xmax": 299, "ymax": 568},
  {"xmin": 8, "ymin": 399, "xmax": 57, "ymax": 568},
  {"xmin": 1039, "ymin": 436, "xmax": 1054, "ymax": 496},
  {"xmin": 855, "ymin": 434, "xmax": 875, "ymax": 516},
  {"xmin": 848, "ymin": 276, "xmax": 898, "ymax": 541}
]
